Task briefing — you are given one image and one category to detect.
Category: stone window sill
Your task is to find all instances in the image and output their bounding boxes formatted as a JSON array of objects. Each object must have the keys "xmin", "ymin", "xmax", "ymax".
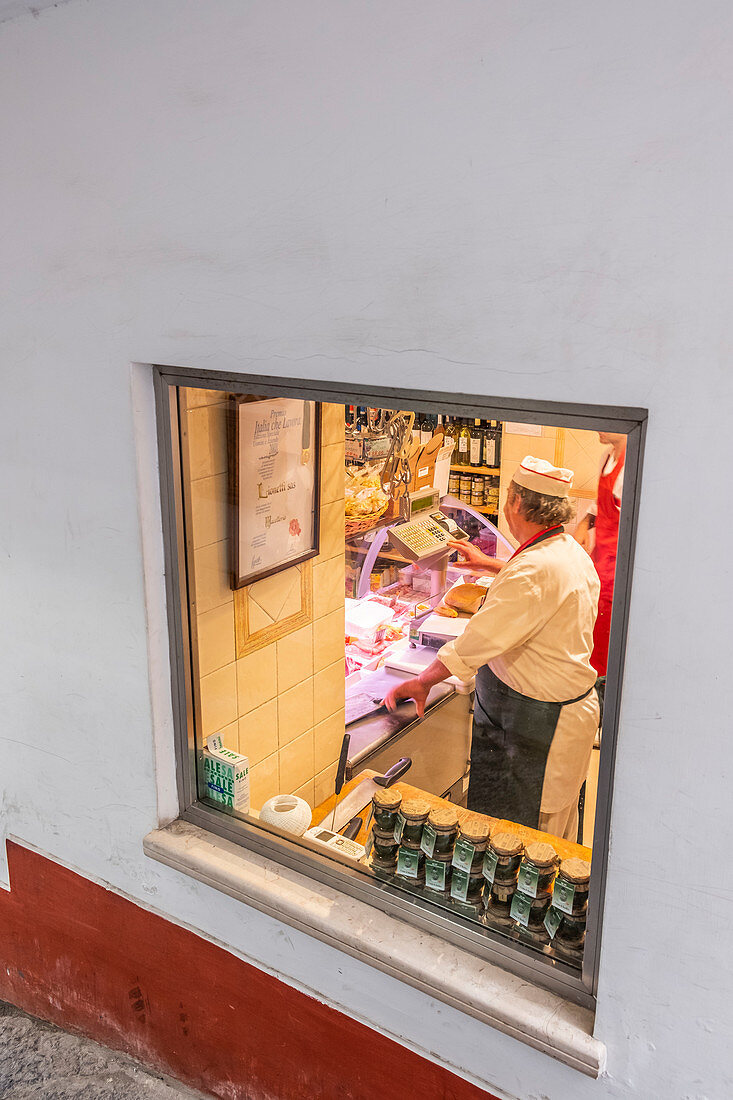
[{"xmin": 144, "ymin": 820, "xmax": 605, "ymax": 1078}]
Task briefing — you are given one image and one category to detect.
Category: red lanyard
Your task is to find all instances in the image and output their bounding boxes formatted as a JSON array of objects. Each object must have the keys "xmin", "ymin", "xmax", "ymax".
[{"xmin": 510, "ymin": 524, "xmax": 564, "ymax": 560}]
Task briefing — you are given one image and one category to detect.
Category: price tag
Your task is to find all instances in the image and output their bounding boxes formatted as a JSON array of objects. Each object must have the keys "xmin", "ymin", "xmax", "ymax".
[
  {"xmin": 544, "ymin": 906, "xmax": 563, "ymax": 940},
  {"xmin": 452, "ymin": 837, "xmax": 477, "ymax": 873},
  {"xmin": 397, "ymin": 847, "xmax": 420, "ymax": 879},
  {"xmin": 552, "ymin": 878, "xmax": 576, "ymax": 915},
  {"xmin": 424, "ymin": 859, "xmax": 448, "ymax": 891},
  {"xmin": 393, "ymin": 812, "xmax": 406, "ymax": 843},
  {"xmin": 517, "ymin": 862, "xmax": 540, "ymax": 898},
  {"xmin": 482, "ymin": 849, "xmax": 499, "ymax": 883},
  {"xmin": 421, "ymin": 823, "xmax": 437, "ymax": 857},
  {"xmin": 450, "ymin": 868, "xmax": 470, "ymax": 902},
  {"xmin": 510, "ymin": 891, "xmax": 532, "ymax": 927}
]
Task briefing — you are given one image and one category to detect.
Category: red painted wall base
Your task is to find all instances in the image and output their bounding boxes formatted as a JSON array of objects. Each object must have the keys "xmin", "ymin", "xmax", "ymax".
[{"xmin": 0, "ymin": 842, "xmax": 499, "ymax": 1100}]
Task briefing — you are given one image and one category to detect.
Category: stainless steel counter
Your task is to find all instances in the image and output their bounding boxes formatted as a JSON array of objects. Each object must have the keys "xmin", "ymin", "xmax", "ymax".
[{"xmin": 345, "ymin": 665, "xmax": 472, "ymax": 799}]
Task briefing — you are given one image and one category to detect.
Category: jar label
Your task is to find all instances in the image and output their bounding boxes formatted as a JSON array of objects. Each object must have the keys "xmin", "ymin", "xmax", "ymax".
[
  {"xmin": 421, "ymin": 823, "xmax": 437, "ymax": 857},
  {"xmin": 552, "ymin": 878, "xmax": 576, "ymax": 914},
  {"xmin": 397, "ymin": 847, "xmax": 420, "ymax": 878},
  {"xmin": 544, "ymin": 906, "xmax": 563, "ymax": 940},
  {"xmin": 393, "ymin": 812, "xmax": 406, "ymax": 843},
  {"xmin": 450, "ymin": 867, "xmax": 470, "ymax": 901},
  {"xmin": 517, "ymin": 862, "xmax": 540, "ymax": 897},
  {"xmin": 452, "ymin": 836, "xmax": 477, "ymax": 872},
  {"xmin": 425, "ymin": 859, "xmax": 448, "ymax": 891},
  {"xmin": 510, "ymin": 891, "xmax": 532, "ymax": 927},
  {"xmin": 482, "ymin": 849, "xmax": 499, "ymax": 882},
  {"xmin": 365, "ymin": 832, "xmax": 374, "ymax": 858}
]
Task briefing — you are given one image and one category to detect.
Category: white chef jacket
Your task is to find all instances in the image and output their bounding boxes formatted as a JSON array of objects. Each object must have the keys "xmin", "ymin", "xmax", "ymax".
[{"xmin": 438, "ymin": 533, "xmax": 600, "ymax": 813}]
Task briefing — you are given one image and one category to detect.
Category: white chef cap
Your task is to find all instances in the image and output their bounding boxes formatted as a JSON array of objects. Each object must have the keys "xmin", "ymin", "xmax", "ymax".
[{"xmin": 512, "ymin": 455, "xmax": 573, "ymax": 497}]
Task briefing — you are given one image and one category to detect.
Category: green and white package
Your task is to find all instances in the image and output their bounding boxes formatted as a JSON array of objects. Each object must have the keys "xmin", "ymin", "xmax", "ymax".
[{"xmin": 204, "ymin": 733, "xmax": 250, "ymax": 812}]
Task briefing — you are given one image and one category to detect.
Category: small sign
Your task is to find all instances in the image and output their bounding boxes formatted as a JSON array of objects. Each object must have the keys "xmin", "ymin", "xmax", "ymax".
[
  {"xmin": 397, "ymin": 847, "xmax": 421, "ymax": 878},
  {"xmin": 425, "ymin": 859, "xmax": 448, "ymax": 892},
  {"xmin": 451, "ymin": 836, "xmax": 477, "ymax": 873},
  {"xmin": 421, "ymin": 823, "xmax": 437, "ymax": 857},
  {"xmin": 482, "ymin": 849, "xmax": 499, "ymax": 883},
  {"xmin": 552, "ymin": 878, "xmax": 576, "ymax": 915},
  {"xmin": 544, "ymin": 906, "xmax": 563, "ymax": 940},
  {"xmin": 450, "ymin": 868, "xmax": 470, "ymax": 902},
  {"xmin": 510, "ymin": 891, "xmax": 532, "ymax": 927},
  {"xmin": 517, "ymin": 862, "xmax": 540, "ymax": 898}
]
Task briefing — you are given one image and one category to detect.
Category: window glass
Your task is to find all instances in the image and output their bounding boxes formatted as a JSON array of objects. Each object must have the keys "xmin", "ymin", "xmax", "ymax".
[{"xmin": 173, "ymin": 386, "xmax": 630, "ymax": 978}]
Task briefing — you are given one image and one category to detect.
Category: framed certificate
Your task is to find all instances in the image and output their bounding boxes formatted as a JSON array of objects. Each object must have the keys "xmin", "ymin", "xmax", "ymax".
[{"xmin": 231, "ymin": 396, "xmax": 321, "ymax": 589}]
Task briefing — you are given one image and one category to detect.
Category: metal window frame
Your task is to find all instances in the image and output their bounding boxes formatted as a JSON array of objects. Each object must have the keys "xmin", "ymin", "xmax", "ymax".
[{"xmin": 153, "ymin": 363, "xmax": 647, "ymax": 1012}]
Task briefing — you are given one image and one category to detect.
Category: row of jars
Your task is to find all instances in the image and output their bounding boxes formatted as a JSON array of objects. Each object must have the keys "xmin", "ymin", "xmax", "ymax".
[
  {"xmin": 448, "ymin": 472, "xmax": 501, "ymax": 512},
  {"xmin": 370, "ymin": 788, "xmax": 590, "ymax": 957}
]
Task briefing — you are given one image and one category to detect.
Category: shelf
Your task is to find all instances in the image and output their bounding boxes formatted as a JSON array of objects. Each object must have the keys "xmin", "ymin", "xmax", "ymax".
[{"xmin": 449, "ymin": 464, "xmax": 500, "ymax": 475}]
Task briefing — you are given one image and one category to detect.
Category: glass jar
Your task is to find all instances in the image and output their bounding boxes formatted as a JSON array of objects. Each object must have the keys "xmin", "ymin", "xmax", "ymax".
[
  {"xmin": 420, "ymin": 806, "xmax": 459, "ymax": 858},
  {"xmin": 452, "ymin": 815, "xmax": 491, "ymax": 873},
  {"xmin": 516, "ymin": 841, "xmax": 559, "ymax": 898},
  {"xmin": 459, "ymin": 473, "xmax": 472, "ymax": 503},
  {"xmin": 372, "ymin": 787, "xmax": 402, "ymax": 833},
  {"xmin": 450, "ymin": 866, "xmax": 485, "ymax": 905},
  {"xmin": 483, "ymin": 830, "xmax": 524, "ymax": 885},
  {"xmin": 394, "ymin": 798, "xmax": 430, "ymax": 847},
  {"xmin": 369, "ymin": 827, "xmax": 399, "ymax": 868},
  {"xmin": 448, "ymin": 472, "xmax": 461, "ymax": 496},
  {"xmin": 510, "ymin": 890, "xmax": 552, "ymax": 932},
  {"xmin": 552, "ymin": 857, "xmax": 591, "ymax": 915}
]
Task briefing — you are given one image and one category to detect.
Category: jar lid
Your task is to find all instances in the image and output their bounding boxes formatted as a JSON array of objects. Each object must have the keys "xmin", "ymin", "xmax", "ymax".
[
  {"xmin": 559, "ymin": 857, "xmax": 591, "ymax": 884},
  {"xmin": 372, "ymin": 787, "xmax": 402, "ymax": 811},
  {"xmin": 401, "ymin": 798, "xmax": 431, "ymax": 820},
  {"xmin": 428, "ymin": 807, "xmax": 459, "ymax": 831},
  {"xmin": 459, "ymin": 814, "xmax": 491, "ymax": 844},
  {"xmin": 524, "ymin": 841, "xmax": 558, "ymax": 868},
  {"xmin": 491, "ymin": 831, "xmax": 524, "ymax": 857}
]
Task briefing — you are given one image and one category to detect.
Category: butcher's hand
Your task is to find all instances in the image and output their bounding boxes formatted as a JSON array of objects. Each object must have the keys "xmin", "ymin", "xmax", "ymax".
[
  {"xmin": 447, "ymin": 539, "xmax": 504, "ymax": 575},
  {"xmin": 383, "ymin": 677, "xmax": 430, "ymax": 719}
]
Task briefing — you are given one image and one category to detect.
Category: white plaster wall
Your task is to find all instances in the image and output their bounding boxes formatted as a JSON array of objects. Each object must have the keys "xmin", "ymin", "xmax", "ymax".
[{"xmin": 1, "ymin": 1, "xmax": 732, "ymax": 1096}]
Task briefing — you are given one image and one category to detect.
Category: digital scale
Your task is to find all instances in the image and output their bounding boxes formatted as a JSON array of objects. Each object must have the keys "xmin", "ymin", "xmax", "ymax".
[{"xmin": 388, "ymin": 492, "xmax": 468, "ymax": 562}]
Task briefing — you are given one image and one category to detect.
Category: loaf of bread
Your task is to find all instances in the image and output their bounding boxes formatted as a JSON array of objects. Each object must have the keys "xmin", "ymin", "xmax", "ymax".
[{"xmin": 443, "ymin": 583, "xmax": 487, "ymax": 615}]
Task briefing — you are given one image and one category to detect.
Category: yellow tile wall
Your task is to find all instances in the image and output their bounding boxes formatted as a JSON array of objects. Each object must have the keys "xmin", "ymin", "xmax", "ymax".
[{"xmin": 181, "ymin": 388, "xmax": 345, "ymax": 815}]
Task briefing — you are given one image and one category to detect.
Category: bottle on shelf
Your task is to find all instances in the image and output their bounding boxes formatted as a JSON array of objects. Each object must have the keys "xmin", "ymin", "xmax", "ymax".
[
  {"xmin": 494, "ymin": 420, "xmax": 503, "ymax": 469},
  {"xmin": 483, "ymin": 420, "xmax": 497, "ymax": 468},
  {"xmin": 457, "ymin": 419, "xmax": 471, "ymax": 466},
  {"xmin": 470, "ymin": 419, "xmax": 483, "ymax": 467},
  {"xmin": 434, "ymin": 414, "xmax": 444, "ymax": 438},
  {"xmin": 419, "ymin": 412, "xmax": 433, "ymax": 446}
]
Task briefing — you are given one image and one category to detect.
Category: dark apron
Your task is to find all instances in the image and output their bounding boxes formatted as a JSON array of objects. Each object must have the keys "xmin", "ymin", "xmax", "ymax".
[{"xmin": 468, "ymin": 664, "xmax": 593, "ymax": 828}]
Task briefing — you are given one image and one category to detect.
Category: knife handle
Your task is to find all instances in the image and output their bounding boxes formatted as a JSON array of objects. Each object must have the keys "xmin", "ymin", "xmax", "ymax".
[
  {"xmin": 341, "ymin": 816, "xmax": 363, "ymax": 841},
  {"xmin": 374, "ymin": 757, "xmax": 411, "ymax": 787}
]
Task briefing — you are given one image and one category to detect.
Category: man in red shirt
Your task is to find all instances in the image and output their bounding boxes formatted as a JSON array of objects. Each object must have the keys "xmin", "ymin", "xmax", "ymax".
[{"xmin": 574, "ymin": 432, "xmax": 626, "ymax": 678}]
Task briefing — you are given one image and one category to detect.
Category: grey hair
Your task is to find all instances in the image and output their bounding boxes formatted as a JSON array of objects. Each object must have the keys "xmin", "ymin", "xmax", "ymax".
[{"xmin": 508, "ymin": 480, "xmax": 576, "ymax": 526}]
